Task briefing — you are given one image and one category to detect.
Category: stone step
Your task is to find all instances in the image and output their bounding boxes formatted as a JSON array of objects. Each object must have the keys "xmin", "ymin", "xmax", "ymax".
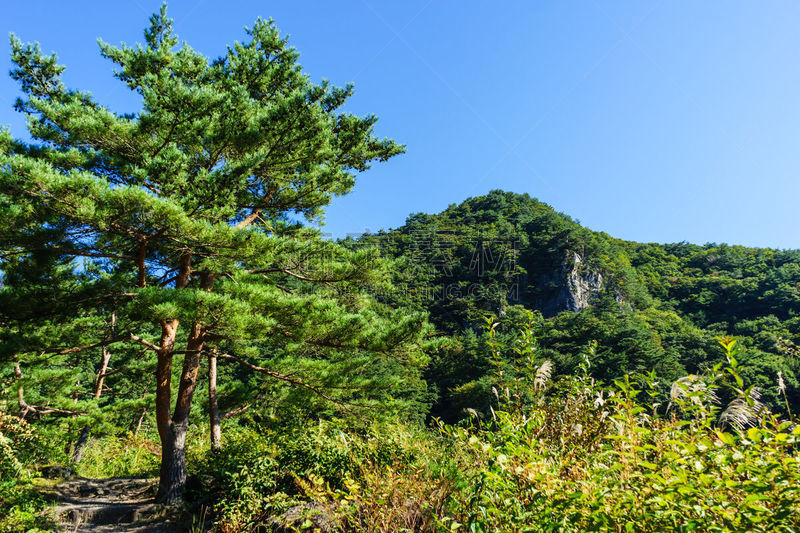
[
  {"xmin": 42, "ymin": 476, "xmax": 178, "ymax": 532},
  {"xmin": 58, "ymin": 502, "xmax": 159, "ymax": 526}
]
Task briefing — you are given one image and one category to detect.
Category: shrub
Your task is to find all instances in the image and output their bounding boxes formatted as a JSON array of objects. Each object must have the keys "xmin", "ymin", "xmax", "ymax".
[
  {"xmin": 0, "ymin": 412, "xmax": 57, "ymax": 532},
  {"xmin": 440, "ymin": 331, "xmax": 800, "ymax": 532},
  {"xmin": 73, "ymin": 432, "xmax": 160, "ymax": 478},
  {"xmin": 193, "ymin": 322, "xmax": 800, "ymax": 532}
]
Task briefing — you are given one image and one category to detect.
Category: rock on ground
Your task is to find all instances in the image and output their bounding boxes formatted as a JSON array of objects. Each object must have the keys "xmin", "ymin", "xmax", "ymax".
[{"xmin": 43, "ymin": 477, "xmax": 176, "ymax": 532}]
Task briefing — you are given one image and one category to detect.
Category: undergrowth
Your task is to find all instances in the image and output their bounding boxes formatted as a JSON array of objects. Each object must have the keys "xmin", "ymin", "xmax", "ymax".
[
  {"xmin": 73, "ymin": 432, "xmax": 160, "ymax": 479},
  {"xmin": 4, "ymin": 317, "xmax": 799, "ymax": 532}
]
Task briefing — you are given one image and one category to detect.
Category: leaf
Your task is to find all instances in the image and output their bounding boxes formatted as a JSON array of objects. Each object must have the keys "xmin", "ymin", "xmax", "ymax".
[{"xmin": 717, "ymin": 431, "xmax": 735, "ymax": 446}]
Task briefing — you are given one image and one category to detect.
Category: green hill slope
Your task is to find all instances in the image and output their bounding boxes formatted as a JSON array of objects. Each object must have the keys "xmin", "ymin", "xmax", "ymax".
[{"xmin": 355, "ymin": 190, "xmax": 800, "ymax": 420}]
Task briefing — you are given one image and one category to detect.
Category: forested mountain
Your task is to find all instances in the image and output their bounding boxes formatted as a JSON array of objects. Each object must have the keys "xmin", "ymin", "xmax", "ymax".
[{"xmin": 354, "ymin": 190, "xmax": 800, "ymax": 420}]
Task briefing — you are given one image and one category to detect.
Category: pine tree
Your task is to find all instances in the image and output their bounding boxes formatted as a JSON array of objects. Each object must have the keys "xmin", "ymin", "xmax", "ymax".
[{"xmin": 2, "ymin": 6, "xmax": 428, "ymax": 503}]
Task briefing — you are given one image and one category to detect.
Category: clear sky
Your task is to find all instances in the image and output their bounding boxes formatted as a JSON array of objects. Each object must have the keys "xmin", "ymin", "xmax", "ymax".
[{"xmin": 3, "ymin": 1, "xmax": 800, "ymax": 248}]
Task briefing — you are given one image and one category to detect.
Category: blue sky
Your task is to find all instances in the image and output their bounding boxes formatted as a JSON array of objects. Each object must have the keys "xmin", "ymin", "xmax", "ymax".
[{"xmin": 3, "ymin": 1, "xmax": 800, "ymax": 248}]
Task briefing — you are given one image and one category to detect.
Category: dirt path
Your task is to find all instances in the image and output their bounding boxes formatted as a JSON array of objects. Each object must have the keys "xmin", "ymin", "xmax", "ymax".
[{"xmin": 44, "ymin": 477, "xmax": 176, "ymax": 532}]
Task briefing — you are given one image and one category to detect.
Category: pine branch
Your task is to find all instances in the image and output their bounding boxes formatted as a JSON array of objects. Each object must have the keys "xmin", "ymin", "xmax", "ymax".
[
  {"xmin": 17, "ymin": 386, "xmax": 82, "ymax": 419},
  {"xmin": 1, "ymin": 247, "xmax": 135, "ymax": 261},
  {"xmin": 220, "ymin": 404, "xmax": 251, "ymax": 419},
  {"xmin": 215, "ymin": 351, "xmax": 345, "ymax": 406},
  {"xmin": 53, "ymin": 334, "xmax": 131, "ymax": 355},
  {"xmin": 249, "ymin": 267, "xmax": 358, "ymax": 284},
  {"xmin": 128, "ymin": 334, "xmax": 161, "ymax": 352},
  {"xmin": 233, "ymin": 208, "xmax": 263, "ymax": 229}
]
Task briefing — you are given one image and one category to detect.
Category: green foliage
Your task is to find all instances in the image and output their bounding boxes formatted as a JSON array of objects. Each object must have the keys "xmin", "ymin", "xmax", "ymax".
[
  {"xmin": 189, "ymin": 426, "xmax": 281, "ymax": 531},
  {"xmin": 438, "ymin": 324, "xmax": 800, "ymax": 532},
  {"xmin": 73, "ymin": 433, "xmax": 160, "ymax": 478},
  {"xmin": 3, "ymin": 4, "xmax": 800, "ymax": 528},
  {"xmin": 0, "ymin": 480, "xmax": 54, "ymax": 533},
  {"xmin": 0, "ymin": 413, "xmax": 56, "ymax": 533},
  {"xmin": 0, "ymin": 411, "xmax": 34, "ymax": 479},
  {"xmin": 188, "ymin": 419, "xmax": 450, "ymax": 531},
  {"xmin": 354, "ymin": 191, "xmax": 800, "ymax": 420},
  {"xmin": 185, "ymin": 319, "xmax": 800, "ymax": 532}
]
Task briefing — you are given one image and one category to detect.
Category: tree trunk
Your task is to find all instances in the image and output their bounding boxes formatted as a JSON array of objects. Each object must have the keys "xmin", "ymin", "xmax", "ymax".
[
  {"xmin": 155, "ymin": 318, "xmax": 179, "ymax": 504},
  {"xmin": 208, "ymin": 351, "xmax": 221, "ymax": 452},
  {"xmin": 93, "ymin": 335, "xmax": 114, "ymax": 400},
  {"xmin": 136, "ymin": 240, "xmax": 148, "ymax": 288},
  {"xmin": 155, "ymin": 254, "xmax": 192, "ymax": 504},
  {"xmin": 155, "ymin": 258, "xmax": 215, "ymax": 504},
  {"xmin": 158, "ymin": 424, "xmax": 189, "ymax": 504},
  {"xmin": 156, "ymin": 321, "xmax": 206, "ymax": 504},
  {"xmin": 14, "ymin": 363, "xmax": 26, "ymax": 419},
  {"xmin": 72, "ymin": 427, "xmax": 91, "ymax": 463}
]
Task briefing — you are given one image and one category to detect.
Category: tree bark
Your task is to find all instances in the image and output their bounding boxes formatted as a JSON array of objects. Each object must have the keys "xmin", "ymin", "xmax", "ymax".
[
  {"xmin": 208, "ymin": 351, "xmax": 221, "ymax": 452},
  {"xmin": 155, "ymin": 318, "xmax": 179, "ymax": 504},
  {"xmin": 155, "ymin": 258, "xmax": 217, "ymax": 504},
  {"xmin": 72, "ymin": 427, "xmax": 90, "ymax": 463},
  {"xmin": 156, "ymin": 323, "xmax": 205, "ymax": 504},
  {"xmin": 136, "ymin": 240, "xmax": 147, "ymax": 288},
  {"xmin": 93, "ymin": 346, "xmax": 113, "ymax": 400},
  {"xmin": 14, "ymin": 363, "xmax": 25, "ymax": 419},
  {"xmin": 155, "ymin": 254, "xmax": 193, "ymax": 504}
]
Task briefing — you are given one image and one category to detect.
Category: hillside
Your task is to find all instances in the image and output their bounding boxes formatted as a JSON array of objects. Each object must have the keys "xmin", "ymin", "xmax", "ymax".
[{"xmin": 354, "ymin": 190, "xmax": 800, "ymax": 420}]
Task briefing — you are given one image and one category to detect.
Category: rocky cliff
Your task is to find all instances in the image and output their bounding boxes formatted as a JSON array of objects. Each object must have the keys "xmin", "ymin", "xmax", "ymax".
[{"xmin": 535, "ymin": 252, "xmax": 604, "ymax": 316}]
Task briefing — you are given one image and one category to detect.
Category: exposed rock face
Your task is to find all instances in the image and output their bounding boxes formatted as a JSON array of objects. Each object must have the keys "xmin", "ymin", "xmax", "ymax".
[{"xmin": 536, "ymin": 252, "xmax": 603, "ymax": 316}]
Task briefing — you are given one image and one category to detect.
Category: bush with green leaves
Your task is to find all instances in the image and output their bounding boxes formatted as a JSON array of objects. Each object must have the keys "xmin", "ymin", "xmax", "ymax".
[
  {"xmin": 189, "ymin": 419, "xmax": 451, "ymax": 531},
  {"xmin": 0, "ymin": 481, "xmax": 54, "ymax": 533},
  {"xmin": 440, "ymin": 327, "xmax": 800, "ymax": 532},
  {"xmin": 72, "ymin": 432, "xmax": 160, "ymax": 479},
  {"xmin": 184, "ymin": 315, "xmax": 800, "ymax": 532},
  {"xmin": 0, "ymin": 412, "xmax": 57, "ymax": 533},
  {"xmin": 188, "ymin": 425, "xmax": 281, "ymax": 532}
]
